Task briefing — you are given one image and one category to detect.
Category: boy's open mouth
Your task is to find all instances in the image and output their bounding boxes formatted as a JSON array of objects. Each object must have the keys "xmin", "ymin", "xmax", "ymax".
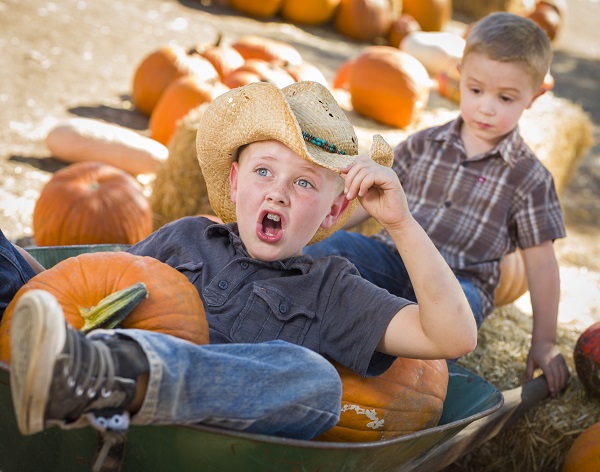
[{"xmin": 262, "ymin": 212, "xmax": 282, "ymax": 237}]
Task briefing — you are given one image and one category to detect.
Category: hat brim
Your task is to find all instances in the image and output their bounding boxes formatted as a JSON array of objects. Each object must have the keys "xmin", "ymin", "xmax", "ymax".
[{"xmin": 196, "ymin": 81, "xmax": 393, "ymax": 244}]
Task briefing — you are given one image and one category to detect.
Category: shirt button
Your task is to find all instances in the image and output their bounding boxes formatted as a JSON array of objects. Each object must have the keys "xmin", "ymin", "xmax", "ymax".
[
  {"xmin": 444, "ymin": 201, "xmax": 452, "ymax": 208},
  {"xmin": 240, "ymin": 261, "xmax": 249, "ymax": 270},
  {"xmin": 279, "ymin": 304, "xmax": 288, "ymax": 314},
  {"xmin": 218, "ymin": 280, "xmax": 228, "ymax": 290}
]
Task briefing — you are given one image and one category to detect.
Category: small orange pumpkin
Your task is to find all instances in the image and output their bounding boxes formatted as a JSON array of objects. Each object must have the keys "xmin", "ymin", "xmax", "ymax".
[
  {"xmin": 226, "ymin": 59, "xmax": 296, "ymax": 89},
  {"xmin": 149, "ymin": 75, "xmax": 229, "ymax": 146},
  {"xmin": 334, "ymin": 0, "xmax": 395, "ymax": 43},
  {"xmin": 0, "ymin": 251, "xmax": 209, "ymax": 364},
  {"xmin": 283, "ymin": 60, "xmax": 328, "ymax": 87},
  {"xmin": 527, "ymin": 1, "xmax": 562, "ymax": 42},
  {"xmin": 349, "ymin": 46, "xmax": 430, "ymax": 128},
  {"xmin": 222, "ymin": 70, "xmax": 263, "ymax": 89},
  {"xmin": 388, "ymin": 13, "xmax": 422, "ymax": 48},
  {"xmin": 494, "ymin": 250, "xmax": 529, "ymax": 306},
  {"xmin": 231, "ymin": 35, "xmax": 303, "ymax": 67},
  {"xmin": 229, "ymin": 0, "xmax": 283, "ymax": 17},
  {"xmin": 563, "ymin": 420, "xmax": 600, "ymax": 472},
  {"xmin": 401, "ymin": 0, "xmax": 452, "ymax": 32},
  {"xmin": 280, "ymin": 0, "xmax": 341, "ymax": 25},
  {"xmin": 131, "ymin": 45, "xmax": 220, "ymax": 116},
  {"xmin": 316, "ymin": 357, "xmax": 448, "ymax": 442},
  {"xmin": 194, "ymin": 35, "xmax": 246, "ymax": 80},
  {"xmin": 33, "ymin": 162, "xmax": 153, "ymax": 247}
]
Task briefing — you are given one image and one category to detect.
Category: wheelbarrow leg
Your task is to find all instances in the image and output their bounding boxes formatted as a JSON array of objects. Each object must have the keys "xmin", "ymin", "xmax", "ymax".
[{"xmin": 412, "ymin": 375, "xmax": 549, "ymax": 472}]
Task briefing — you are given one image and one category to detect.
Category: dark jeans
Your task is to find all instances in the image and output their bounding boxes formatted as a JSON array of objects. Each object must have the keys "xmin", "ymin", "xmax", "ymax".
[
  {"xmin": 0, "ymin": 230, "xmax": 36, "ymax": 319},
  {"xmin": 304, "ymin": 230, "xmax": 484, "ymax": 328}
]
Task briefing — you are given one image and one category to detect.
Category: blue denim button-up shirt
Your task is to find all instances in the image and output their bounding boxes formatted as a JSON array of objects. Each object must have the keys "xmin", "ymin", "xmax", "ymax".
[{"xmin": 128, "ymin": 217, "xmax": 410, "ymax": 377}]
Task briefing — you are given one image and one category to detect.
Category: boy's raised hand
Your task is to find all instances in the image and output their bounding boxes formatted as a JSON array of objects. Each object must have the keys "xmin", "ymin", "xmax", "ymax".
[{"xmin": 341, "ymin": 155, "xmax": 411, "ymax": 230}]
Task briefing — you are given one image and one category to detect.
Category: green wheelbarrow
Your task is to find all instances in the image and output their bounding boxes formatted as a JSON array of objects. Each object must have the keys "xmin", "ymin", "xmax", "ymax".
[{"xmin": 0, "ymin": 245, "xmax": 551, "ymax": 471}]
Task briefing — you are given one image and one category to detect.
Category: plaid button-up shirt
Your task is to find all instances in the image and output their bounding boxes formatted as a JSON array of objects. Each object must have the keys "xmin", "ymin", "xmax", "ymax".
[{"xmin": 373, "ymin": 117, "xmax": 566, "ymax": 317}]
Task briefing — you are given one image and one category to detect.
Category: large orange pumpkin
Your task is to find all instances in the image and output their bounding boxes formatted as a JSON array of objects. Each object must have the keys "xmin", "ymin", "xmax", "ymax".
[
  {"xmin": 349, "ymin": 46, "xmax": 430, "ymax": 128},
  {"xmin": 332, "ymin": 57, "xmax": 357, "ymax": 91},
  {"xmin": 149, "ymin": 75, "xmax": 229, "ymax": 146},
  {"xmin": 0, "ymin": 251, "xmax": 209, "ymax": 364},
  {"xmin": 316, "ymin": 357, "xmax": 448, "ymax": 442},
  {"xmin": 131, "ymin": 45, "xmax": 220, "ymax": 116},
  {"xmin": 33, "ymin": 162, "xmax": 153, "ymax": 247},
  {"xmin": 494, "ymin": 250, "xmax": 529, "ymax": 306},
  {"xmin": 563, "ymin": 420, "xmax": 600, "ymax": 472},
  {"xmin": 334, "ymin": 0, "xmax": 396, "ymax": 43},
  {"xmin": 401, "ymin": 0, "xmax": 452, "ymax": 32}
]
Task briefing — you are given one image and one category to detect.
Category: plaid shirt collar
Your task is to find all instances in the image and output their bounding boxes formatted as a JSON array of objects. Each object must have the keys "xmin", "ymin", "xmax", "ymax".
[{"xmin": 435, "ymin": 116, "xmax": 525, "ymax": 168}]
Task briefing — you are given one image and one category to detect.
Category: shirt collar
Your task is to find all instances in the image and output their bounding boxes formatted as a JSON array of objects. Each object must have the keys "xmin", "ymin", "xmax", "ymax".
[
  {"xmin": 205, "ymin": 222, "xmax": 313, "ymax": 272},
  {"xmin": 441, "ymin": 116, "xmax": 524, "ymax": 167}
]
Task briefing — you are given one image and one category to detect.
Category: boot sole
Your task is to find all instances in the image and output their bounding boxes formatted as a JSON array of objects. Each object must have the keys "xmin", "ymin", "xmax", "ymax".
[{"xmin": 10, "ymin": 290, "xmax": 66, "ymax": 435}]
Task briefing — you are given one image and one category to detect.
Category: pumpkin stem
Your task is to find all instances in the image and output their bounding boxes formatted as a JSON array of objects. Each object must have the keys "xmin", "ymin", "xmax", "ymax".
[{"xmin": 80, "ymin": 282, "xmax": 148, "ymax": 333}]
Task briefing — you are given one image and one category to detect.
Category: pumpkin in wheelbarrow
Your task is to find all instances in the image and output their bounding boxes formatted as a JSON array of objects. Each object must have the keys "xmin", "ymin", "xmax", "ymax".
[
  {"xmin": 0, "ymin": 251, "xmax": 209, "ymax": 365},
  {"xmin": 317, "ymin": 357, "xmax": 448, "ymax": 441}
]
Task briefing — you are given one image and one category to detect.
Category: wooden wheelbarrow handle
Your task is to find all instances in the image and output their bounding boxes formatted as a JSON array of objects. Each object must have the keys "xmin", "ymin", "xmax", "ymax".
[{"xmin": 413, "ymin": 375, "xmax": 550, "ymax": 472}]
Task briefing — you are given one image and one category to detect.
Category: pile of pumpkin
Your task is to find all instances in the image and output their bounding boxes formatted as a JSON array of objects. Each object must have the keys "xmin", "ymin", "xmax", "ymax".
[
  {"xmin": 218, "ymin": 0, "xmax": 451, "ymax": 44},
  {"xmin": 36, "ymin": 30, "xmax": 440, "ymax": 248}
]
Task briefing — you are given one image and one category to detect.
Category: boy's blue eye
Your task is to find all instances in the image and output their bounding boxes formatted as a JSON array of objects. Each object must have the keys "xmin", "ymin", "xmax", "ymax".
[
  {"xmin": 257, "ymin": 168, "xmax": 269, "ymax": 177},
  {"xmin": 296, "ymin": 179, "xmax": 313, "ymax": 189}
]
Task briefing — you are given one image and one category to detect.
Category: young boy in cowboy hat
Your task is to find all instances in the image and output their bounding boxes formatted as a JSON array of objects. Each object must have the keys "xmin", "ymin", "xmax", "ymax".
[{"xmin": 7, "ymin": 81, "xmax": 477, "ymax": 443}]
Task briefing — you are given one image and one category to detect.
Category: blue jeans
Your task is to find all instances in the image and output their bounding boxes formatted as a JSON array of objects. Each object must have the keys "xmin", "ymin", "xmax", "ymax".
[
  {"xmin": 305, "ymin": 231, "xmax": 484, "ymax": 328},
  {"xmin": 94, "ymin": 330, "xmax": 342, "ymax": 440},
  {"xmin": 0, "ymin": 230, "xmax": 36, "ymax": 319}
]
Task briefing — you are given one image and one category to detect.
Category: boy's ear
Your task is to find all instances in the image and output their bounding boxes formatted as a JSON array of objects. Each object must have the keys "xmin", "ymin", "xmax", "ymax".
[
  {"xmin": 229, "ymin": 162, "xmax": 239, "ymax": 203},
  {"xmin": 527, "ymin": 88, "xmax": 547, "ymax": 109},
  {"xmin": 320, "ymin": 193, "xmax": 351, "ymax": 229}
]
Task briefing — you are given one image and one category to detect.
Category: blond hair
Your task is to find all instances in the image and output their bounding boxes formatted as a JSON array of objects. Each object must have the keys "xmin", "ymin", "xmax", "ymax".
[{"xmin": 463, "ymin": 12, "xmax": 552, "ymax": 89}]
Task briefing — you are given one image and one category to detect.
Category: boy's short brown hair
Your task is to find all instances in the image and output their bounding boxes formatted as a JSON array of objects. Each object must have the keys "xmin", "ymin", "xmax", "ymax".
[{"xmin": 463, "ymin": 12, "xmax": 552, "ymax": 89}]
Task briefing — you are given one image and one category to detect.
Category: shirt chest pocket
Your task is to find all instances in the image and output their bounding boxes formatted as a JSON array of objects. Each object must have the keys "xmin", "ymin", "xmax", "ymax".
[{"xmin": 231, "ymin": 285, "xmax": 316, "ymax": 345}]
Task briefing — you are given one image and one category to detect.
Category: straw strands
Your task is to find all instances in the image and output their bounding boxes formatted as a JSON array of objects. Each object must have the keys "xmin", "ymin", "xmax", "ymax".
[{"xmin": 445, "ymin": 303, "xmax": 600, "ymax": 471}]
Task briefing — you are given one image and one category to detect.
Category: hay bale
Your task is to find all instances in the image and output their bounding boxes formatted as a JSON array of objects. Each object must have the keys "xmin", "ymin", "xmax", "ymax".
[
  {"xmin": 452, "ymin": 0, "xmax": 536, "ymax": 22},
  {"xmin": 150, "ymin": 103, "xmax": 215, "ymax": 230},
  {"xmin": 519, "ymin": 94, "xmax": 594, "ymax": 195},
  {"xmin": 443, "ymin": 304, "xmax": 600, "ymax": 472}
]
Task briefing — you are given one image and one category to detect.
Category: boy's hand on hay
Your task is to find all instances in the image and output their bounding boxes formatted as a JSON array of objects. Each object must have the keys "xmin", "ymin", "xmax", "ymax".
[
  {"xmin": 523, "ymin": 242, "xmax": 571, "ymax": 397},
  {"xmin": 526, "ymin": 341, "xmax": 571, "ymax": 397}
]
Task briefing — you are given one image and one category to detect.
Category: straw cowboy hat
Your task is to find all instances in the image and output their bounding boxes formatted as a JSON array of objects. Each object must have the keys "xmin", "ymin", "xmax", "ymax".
[{"xmin": 196, "ymin": 80, "xmax": 393, "ymax": 244}]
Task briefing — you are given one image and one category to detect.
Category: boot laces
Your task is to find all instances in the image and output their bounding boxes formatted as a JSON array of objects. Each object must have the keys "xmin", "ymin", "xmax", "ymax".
[{"xmin": 61, "ymin": 330, "xmax": 116, "ymax": 400}]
